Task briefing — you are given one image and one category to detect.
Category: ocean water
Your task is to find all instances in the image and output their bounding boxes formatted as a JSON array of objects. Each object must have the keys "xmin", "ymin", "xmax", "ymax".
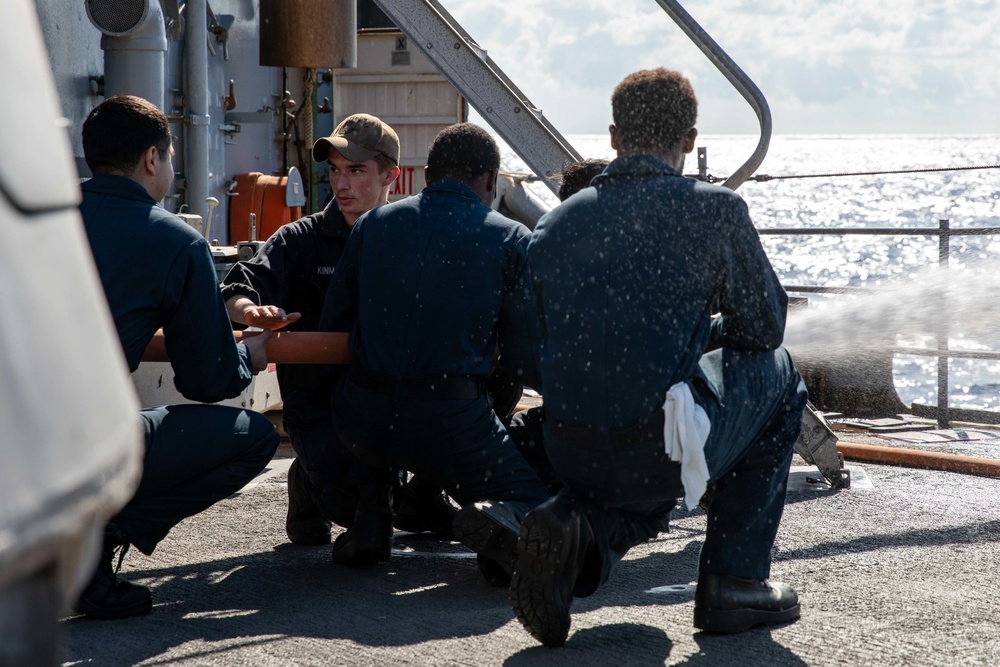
[{"xmin": 500, "ymin": 134, "xmax": 1000, "ymax": 413}]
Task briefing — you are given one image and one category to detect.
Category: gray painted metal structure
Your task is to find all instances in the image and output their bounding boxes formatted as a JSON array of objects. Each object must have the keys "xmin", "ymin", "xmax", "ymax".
[
  {"xmin": 184, "ymin": 0, "xmax": 212, "ymax": 223},
  {"xmin": 88, "ymin": 0, "xmax": 168, "ymax": 112}
]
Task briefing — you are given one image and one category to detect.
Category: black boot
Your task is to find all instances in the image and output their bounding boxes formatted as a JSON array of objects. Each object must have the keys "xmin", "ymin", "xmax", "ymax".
[
  {"xmin": 331, "ymin": 481, "xmax": 393, "ymax": 566},
  {"xmin": 74, "ymin": 523, "xmax": 152, "ymax": 620},
  {"xmin": 693, "ymin": 573, "xmax": 800, "ymax": 633},
  {"xmin": 286, "ymin": 458, "xmax": 333, "ymax": 545},
  {"xmin": 509, "ymin": 492, "xmax": 594, "ymax": 647},
  {"xmin": 453, "ymin": 500, "xmax": 529, "ymax": 587},
  {"xmin": 392, "ymin": 477, "xmax": 458, "ymax": 538}
]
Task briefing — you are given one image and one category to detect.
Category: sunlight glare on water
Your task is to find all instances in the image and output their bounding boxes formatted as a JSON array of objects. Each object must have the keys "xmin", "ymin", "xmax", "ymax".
[{"xmin": 500, "ymin": 134, "xmax": 1000, "ymax": 411}]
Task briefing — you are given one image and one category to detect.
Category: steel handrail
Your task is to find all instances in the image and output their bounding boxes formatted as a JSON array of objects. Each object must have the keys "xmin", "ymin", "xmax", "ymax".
[
  {"xmin": 759, "ymin": 226, "xmax": 1000, "ymax": 236},
  {"xmin": 890, "ymin": 347, "xmax": 1000, "ymax": 362},
  {"xmin": 654, "ymin": 0, "xmax": 771, "ymax": 190}
]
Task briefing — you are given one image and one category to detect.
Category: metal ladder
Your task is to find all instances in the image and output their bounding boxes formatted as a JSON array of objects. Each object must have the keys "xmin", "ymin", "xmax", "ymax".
[{"xmin": 372, "ymin": 0, "xmax": 580, "ymax": 195}]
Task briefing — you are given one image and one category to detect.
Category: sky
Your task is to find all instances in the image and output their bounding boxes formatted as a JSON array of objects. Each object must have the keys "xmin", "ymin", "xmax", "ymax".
[{"xmin": 443, "ymin": 0, "xmax": 1000, "ymax": 135}]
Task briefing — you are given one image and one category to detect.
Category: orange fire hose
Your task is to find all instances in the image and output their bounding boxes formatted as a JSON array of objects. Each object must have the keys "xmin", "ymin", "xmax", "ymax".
[
  {"xmin": 141, "ymin": 330, "xmax": 351, "ymax": 364},
  {"xmin": 837, "ymin": 441, "xmax": 1000, "ymax": 478},
  {"xmin": 142, "ymin": 332, "xmax": 1000, "ymax": 478}
]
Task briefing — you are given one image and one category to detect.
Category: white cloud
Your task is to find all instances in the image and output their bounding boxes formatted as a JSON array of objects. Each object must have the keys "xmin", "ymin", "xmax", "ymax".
[{"xmin": 443, "ymin": 0, "xmax": 1000, "ymax": 134}]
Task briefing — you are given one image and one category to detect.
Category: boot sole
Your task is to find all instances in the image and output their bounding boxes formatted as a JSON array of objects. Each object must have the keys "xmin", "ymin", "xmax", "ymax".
[
  {"xmin": 508, "ymin": 508, "xmax": 573, "ymax": 647},
  {"xmin": 452, "ymin": 508, "xmax": 520, "ymax": 580},
  {"xmin": 693, "ymin": 603, "xmax": 801, "ymax": 633}
]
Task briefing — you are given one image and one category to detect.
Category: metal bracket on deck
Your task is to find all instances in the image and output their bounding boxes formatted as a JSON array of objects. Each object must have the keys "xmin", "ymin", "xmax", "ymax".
[{"xmin": 796, "ymin": 404, "xmax": 851, "ymax": 489}]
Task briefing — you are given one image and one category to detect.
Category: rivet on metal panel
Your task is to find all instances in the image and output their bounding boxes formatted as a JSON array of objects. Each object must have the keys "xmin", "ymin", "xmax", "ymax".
[
  {"xmin": 453, "ymin": 42, "xmax": 460, "ymax": 49},
  {"xmin": 486, "ymin": 107, "xmax": 493, "ymax": 113},
  {"xmin": 426, "ymin": 42, "xmax": 433, "ymax": 49},
  {"xmin": 514, "ymin": 107, "xmax": 521, "ymax": 114}
]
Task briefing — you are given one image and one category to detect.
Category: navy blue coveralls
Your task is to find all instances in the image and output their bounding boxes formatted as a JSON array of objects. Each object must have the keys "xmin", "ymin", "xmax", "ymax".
[
  {"xmin": 319, "ymin": 180, "xmax": 550, "ymax": 511},
  {"xmin": 80, "ymin": 174, "xmax": 279, "ymax": 555},
  {"xmin": 528, "ymin": 155, "xmax": 808, "ymax": 593},
  {"xmin": 221, "ymin": 201, "xmax": 359, "ymax": 527}
]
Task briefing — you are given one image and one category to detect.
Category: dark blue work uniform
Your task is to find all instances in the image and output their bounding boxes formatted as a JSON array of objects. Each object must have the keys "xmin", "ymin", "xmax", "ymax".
[
  {"xmin": 80, "ymin": 174, "xmax": 279, "ymax": 555},
  {"xmin": 528, "ymin": 154, "xmax": 808, "ymax": 593},
  {"xmin": 319, "ymin": 180, "xmax": 549, "ymax": 510},
  {"xmin": 221, "ymin": 202, "xmax": 358, "ymax": 526}
]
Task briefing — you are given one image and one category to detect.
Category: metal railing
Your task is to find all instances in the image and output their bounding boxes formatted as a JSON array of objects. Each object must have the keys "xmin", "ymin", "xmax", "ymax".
[
  {"xmin": 653, "ymin": 0, "xmax": 771, "ymax": 190},
  {"xmin": 759, "ymin": 219, "xmax": 1000, "ymax": 426}
]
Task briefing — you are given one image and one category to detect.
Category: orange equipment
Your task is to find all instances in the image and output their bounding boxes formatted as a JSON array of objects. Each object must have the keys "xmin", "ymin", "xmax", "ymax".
[
  {"xmin": 142, "ymin": 330, "xmax": 350, "ymax": 365},
  {"xmin": 228, "ymin": 172, "xmax": 302, "ymax": 243}
]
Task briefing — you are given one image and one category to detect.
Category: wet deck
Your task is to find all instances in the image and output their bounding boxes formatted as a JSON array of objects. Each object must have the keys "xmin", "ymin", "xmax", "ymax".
[{"xmin": 60, "ymin": 425, "xmax": 1000, "ymax": 666}]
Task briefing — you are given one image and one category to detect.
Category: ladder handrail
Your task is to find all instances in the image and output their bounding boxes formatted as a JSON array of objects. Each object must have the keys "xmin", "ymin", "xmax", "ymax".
[
  {"xmin": 372, "ymin": 0, "xmax": 771, "ymax": 193},
  {"xmin": 371, "ymin": 0, "xmax": 581, "ymax": 194},
  {"xmin": 653, "ymin": 0, "xmax": 772, "ymax": 191}
]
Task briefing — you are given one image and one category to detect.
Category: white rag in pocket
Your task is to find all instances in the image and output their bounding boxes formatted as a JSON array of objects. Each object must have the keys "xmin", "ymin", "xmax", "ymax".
[{"xmin": 662, "ymin": 381, "xmax": 712, "ymax": 510}]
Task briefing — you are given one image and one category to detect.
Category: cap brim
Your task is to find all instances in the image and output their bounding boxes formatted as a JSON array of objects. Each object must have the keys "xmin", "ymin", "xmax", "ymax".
[{"xmin": 312, "ymin": 137, "xmax": 380, "ymax": 163}]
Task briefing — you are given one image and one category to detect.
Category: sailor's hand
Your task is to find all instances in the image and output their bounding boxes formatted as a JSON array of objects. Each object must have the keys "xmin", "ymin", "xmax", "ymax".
[
  {"xmin": 244, "ymin": 305, "xmax": 301, "ymax": 330},
  {"xmin": 242, "ymin": 329, "xmax": 273, "ymax": 373}
]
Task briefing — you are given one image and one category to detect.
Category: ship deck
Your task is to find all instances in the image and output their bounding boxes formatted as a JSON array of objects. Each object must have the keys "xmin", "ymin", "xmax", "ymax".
[{"xmin": 60, "ymin": 419, "xmax": 1000, "ymax": 666}]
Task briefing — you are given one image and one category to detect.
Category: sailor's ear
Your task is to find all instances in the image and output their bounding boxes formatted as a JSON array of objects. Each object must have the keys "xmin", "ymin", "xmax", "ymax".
[
  {"xmin": 486, "ymin": 169, "xmax": 498, "ymax": 196},
  {"xmin": 141, "ymin": 145, "xmax": 159, "ymax": 176},
  {"xmin": 383, "ymin": 164, "xmax": 401, "ymax": 187},
  {"xmin": 683, "ymin": 127, "xmax": 698, "ymax": 154},
  {"xmin": 609, "ymin": 124, "xmax": 619, "ymax": 151}
]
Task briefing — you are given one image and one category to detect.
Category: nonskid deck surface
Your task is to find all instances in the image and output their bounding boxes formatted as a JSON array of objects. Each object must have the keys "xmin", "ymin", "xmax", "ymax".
[{"xmin": 62, "ymin": 443, "xmax": 1000, "ymax": 666}]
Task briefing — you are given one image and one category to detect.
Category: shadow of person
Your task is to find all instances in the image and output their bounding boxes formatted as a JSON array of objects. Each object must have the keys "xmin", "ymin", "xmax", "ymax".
[
  {"xmin": 61, "ymin": 542, "xmax": 516, "ymax": 666},
  {"xmin": 504, "ymin": 623, "xmax": 672, "ymax": 667},
  {"xmin": 676, "ymin": 629, "xmax": 810, "ymax": 667},
  {"xmin": 559, "ymin": 538, "xmax": 702, "ymax": 619},
  {"xmin": 774, "ymin": 518, "xmax": 1000, "ymax": 563}
]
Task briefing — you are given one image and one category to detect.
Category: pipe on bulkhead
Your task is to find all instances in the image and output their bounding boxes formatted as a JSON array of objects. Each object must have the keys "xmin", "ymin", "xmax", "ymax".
[
  {"xmin": 85, "ymin": 0, "xmax": 167, "ymax": 111},
  {"xmin": 184, "ymin": 0, "xmax": 211, "ymax": 223}
]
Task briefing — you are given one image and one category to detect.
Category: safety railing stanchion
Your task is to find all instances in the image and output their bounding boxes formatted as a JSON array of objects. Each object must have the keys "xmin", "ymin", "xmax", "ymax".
[{"xmin": 936, "ymin": 219, "xmax": 951, "ymax": 427}]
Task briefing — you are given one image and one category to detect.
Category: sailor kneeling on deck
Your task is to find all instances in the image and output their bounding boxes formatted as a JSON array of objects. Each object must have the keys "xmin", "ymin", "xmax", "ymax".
[
  {"xmin": 220, "ymin": 114, "xmax": 520, "ymax": 550},
  {"xmin": 507, "ymin": 68, "xmax": 809, "ymax": 645},
  {"xmin": 73, "ymin": 96, "xmax": 280, "ymax": 619},
  {"xmin": 318, "ymin": 123, "xmax": 551, "ymax": 581},
  {"xmin": 220, "ymin": 114, "xmax": 403, "ymax": 545}
]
